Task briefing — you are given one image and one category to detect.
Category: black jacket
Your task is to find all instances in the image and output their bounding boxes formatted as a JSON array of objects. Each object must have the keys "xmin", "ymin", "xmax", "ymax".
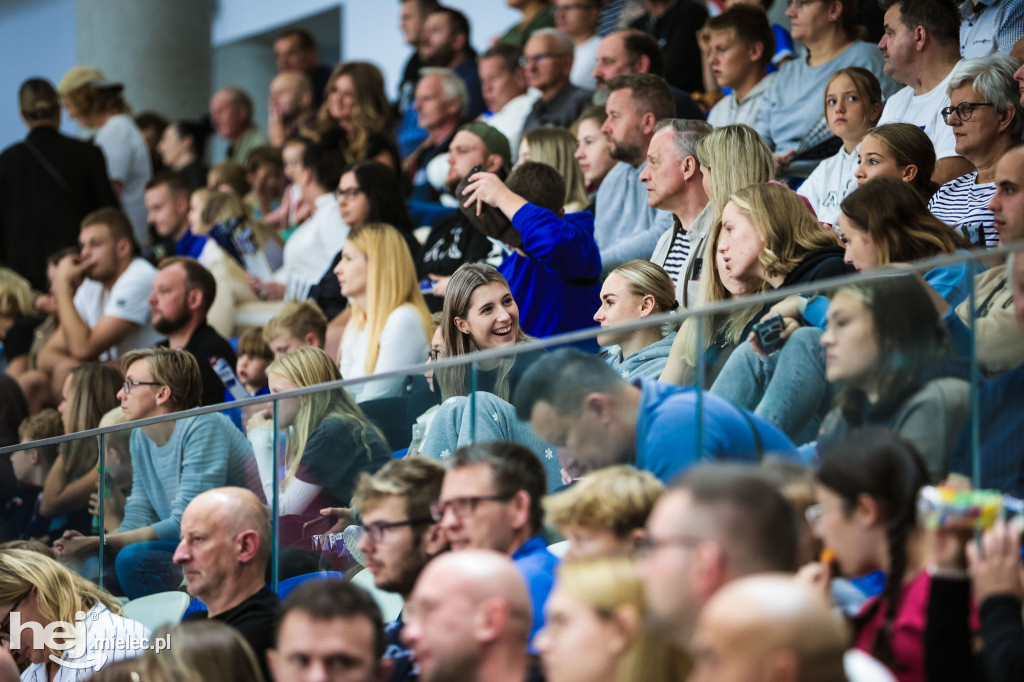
[
  {"xmin": 781, "ymin": 245, "xmax": 855, "ymax": 287},
  {"xmin": 0, "ymin": 126, "xmax": 118, "ymax": 290}
]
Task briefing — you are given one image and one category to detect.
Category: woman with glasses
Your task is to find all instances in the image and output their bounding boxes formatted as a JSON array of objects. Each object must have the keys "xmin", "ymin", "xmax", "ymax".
[
  {"xmin": 0, "ymin": 548, "xmax": 150, "ymax": 679},
  {"xmin": 801, "ymin": 427, "xmax": 932, "ymax": 682},
  {"xmin": 335, "ymin": 224, "xmax": 434, "ymax": 402},
  {"xmin": 246, "ymin": 346, "xmax": 390, "ymax": 524},
  {"xmin": 535, "ymin": 556, "xmax": 692, "ymax": 682},
  {"xmin": 928, "ymin": 54, "xmax": 1024, "ymax": 248},
  {"xmin": 753, "ymin": 0, "xmax": 898, "ymax": 183}
]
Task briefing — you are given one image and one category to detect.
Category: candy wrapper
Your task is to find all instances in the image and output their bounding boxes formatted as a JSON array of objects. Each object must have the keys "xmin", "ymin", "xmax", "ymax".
[{"xmin": 917, "ymin": 486, "xmax": 1004, "ymax": 531}]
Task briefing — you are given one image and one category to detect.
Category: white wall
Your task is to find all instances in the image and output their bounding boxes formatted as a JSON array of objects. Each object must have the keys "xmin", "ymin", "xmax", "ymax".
[{"xmin": 0, "ymin": 0, "xmax": 76, "ymax": 150}]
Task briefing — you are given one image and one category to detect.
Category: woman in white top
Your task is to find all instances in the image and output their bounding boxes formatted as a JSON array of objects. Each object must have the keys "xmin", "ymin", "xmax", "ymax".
[
  {"xmin": 0, "ymin": 548, "xmax": 150, "ymax": 681},
  {"xmin": 798, "ymin": 67, "xmax": 883, "ymax": 231},
  {"xmin": 57, "ymin": 66, "xmax": 151, "ymax": 247},
  {"xmin": 335, "ymin": 223, "xmax": 434, "ymax": 402}
]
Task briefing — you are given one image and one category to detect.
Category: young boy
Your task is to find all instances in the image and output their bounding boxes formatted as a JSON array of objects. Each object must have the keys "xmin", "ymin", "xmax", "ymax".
[
  {"xmin": 9, "ymin": 409, "xmax": 63, "ymax": 540},
  {"xmin": 262, "ymin": 301, "xmax": 328, "ymax": 358},
  {"xmin": 245, "ymin": 145, "xmax": 287, "ymax": 221},
  {"xmin": 236, "ymin": 326, "xmax": 274, "ymax": 397},
  {"xmin": 704, "ymin": 5, "xmax": 777, "ymax": 128}
]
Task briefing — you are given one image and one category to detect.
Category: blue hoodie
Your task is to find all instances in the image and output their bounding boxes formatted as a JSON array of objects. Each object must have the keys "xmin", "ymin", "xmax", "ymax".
[{"xmin": 500, "ymin": 203, "xmax": 602, "ymax": 347}]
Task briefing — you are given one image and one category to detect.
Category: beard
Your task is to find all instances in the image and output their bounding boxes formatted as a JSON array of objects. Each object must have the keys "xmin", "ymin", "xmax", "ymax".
[
  {"xmin": 609, "ymin": 139, "xmax": 642, "ymax": 166},
  {"xmin": 152, "ymin": 307, "xmax": 191, "ymax": 335},
  {"xmin": 421, "ymin": 44, "xmax": 456, "ymax": 68}
]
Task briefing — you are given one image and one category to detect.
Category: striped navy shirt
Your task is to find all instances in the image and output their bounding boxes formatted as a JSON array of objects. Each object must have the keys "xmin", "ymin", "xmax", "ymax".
[
  {"xmin": 662, "ymin": 231, "xmax": 691, "ymax": 283},
  {"xmin": 21, "ymin": 604, "xmax": 150, "ymax": 681},
  {"xmin": 928, "ymin": 171, "xmax": 998, "ymax": 248}
]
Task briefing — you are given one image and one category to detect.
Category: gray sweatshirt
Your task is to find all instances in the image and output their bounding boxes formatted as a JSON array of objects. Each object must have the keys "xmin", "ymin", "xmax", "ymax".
[{"xmin": 594, "ymin": 161, "xmax": 675, "ymax": 272}]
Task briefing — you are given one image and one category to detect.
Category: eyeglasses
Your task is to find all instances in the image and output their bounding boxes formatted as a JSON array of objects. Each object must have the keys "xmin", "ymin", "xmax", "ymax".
[
  {"xmin": 429, "ymin": 493, "xmax": 515, "ymax": 522},
  {"xmin": 428, "ymin": 348, "xmax": 442, "ymax": 362},
  {"xmin": 0, "ymin": 597, "xmax": 25, "ymax": 637},
  {"xmin": 355, "ymin": 517, "xmax": 434, "ymax": 544},
  {"xmin": 519, "ymin": 53, "xmax": 569, "ymax": 67},
  {"xmin": 941, "ymin": 101, "xmax": 994, "ymax": 124},
  {"xmin": 804, "ymin": 500, "xmax": 846, "ymax": 525},
  {"xmin": 122, "ymin": 380, "xmax": 162, "ymax": 395},
  {"xmin": 635, "ymin": 534, "xmax": 705, "ymax": 557},
  {"xmin": 334, "ymin": 187, "xmax": 363, "ymax": 202}
]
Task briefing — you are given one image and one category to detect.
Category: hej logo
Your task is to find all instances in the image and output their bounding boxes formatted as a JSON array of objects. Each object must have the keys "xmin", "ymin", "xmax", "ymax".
[{"xmin": 8, "ymin": 610, "xmax": 170, "ymax": 671}]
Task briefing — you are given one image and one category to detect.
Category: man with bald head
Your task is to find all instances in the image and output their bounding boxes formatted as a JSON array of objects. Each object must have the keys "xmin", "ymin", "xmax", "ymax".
[
  {"xmin": 690, "ymin": 574, "xmax": 850, "ymax": 682},
  {"xmin": 175, "ymin": 486, "xmax": 279, "ymax": 679},
  {"xmin": 267, "ymin": 71, "xmax": 315, "ymax": 147},
  {"xmin": 403, "ymin": 550, "xmax": 532, "ymax": 682}
]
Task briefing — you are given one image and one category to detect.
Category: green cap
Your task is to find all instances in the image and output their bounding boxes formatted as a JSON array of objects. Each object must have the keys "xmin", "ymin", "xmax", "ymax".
[{"xmin": 458, "ymin": 122, "xmax": 512, "ymax": 170}]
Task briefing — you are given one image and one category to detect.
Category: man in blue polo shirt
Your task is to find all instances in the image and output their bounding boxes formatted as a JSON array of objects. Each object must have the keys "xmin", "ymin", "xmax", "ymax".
[
  {"xmin": 514, "ymin": 349, "xmax": 800, "ymax": 482},
  {"xmin": 433, "ymin": 441, "xmax": 557, "ymax": 647}
]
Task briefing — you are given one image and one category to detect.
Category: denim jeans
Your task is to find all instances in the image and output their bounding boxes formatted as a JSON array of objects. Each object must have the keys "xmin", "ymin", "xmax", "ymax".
[
  {"xmin": 115, "ymin": 540, "xmax": 183, "ymax": 599},
  {"xmin": 710, "ymin": 327, "xmax": 835, "ymax": 445}
]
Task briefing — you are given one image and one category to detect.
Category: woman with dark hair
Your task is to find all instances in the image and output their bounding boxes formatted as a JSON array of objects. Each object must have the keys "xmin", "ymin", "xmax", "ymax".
[
  {"xmin": 157, "ymin": 120, "xmax": 209, "ymax": 190},
  {"xmin": 817, "ymin": 276, "xmax": 969, "ymax": 480},
  {"xmin": 806, "ymin": 427, "xmax": 932, "ymax": 682},
  {"xmin": 311, "ymin": 161, "xmax": 420, "ymax": 319},
  {"xmin": 840, "ymin": 177, "xmax": 971, "ymax": 306}
]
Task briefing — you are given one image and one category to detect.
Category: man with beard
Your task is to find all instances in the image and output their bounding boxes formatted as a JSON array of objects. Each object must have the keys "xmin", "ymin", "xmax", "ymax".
[
  {"xmin": 594, "ymin": 73, "xmax": 676, "ymax": 271},
  {"xmin": 351, "ymin": 456, "xmax": 448, "ymax": 682},
  {"xmin": 37, "ymin": 207, "xmax": 161, "ymax": 400},
  {"xmin": 143, "ymin": 171, "xmax": 202, "ymax": 261},
  {"xmin": 415, "ymin": 121, "xmax": 510, "ymax": 311},
  {"xmin": 267, "ymin": 71, "xmax": 316, "ymax": 148},
  {"xmin": 149, "ymin": 257, "xmax": 236, "ymax": 406},
  {"xmin": 419, "ymin": 6, "xmax": 486, "ymax": 120}
]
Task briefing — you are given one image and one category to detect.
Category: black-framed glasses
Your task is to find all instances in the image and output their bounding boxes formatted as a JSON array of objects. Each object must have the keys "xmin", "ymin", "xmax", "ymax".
[
  {"xmin": 356, "ymin": 517, "xmax": 434, "ymax": 544},
  {"xmin": 635, "ymin": 534, "xmax": 705, "ymax": 557},
  {"xmin": 334, "ymin": 187, "xmax": 363, "ymax": 202},
  {"xmin": 519, "ymin": 53, "xmax": 568, "ymax": 67},
  {"xmin": 0, "ymin": 597, "xmax": 25, "ymax": 637},
  {"xmin": 430, "ymin": 493, "xmax": 516, "ymax": 522},
  {"xmin": 428, "ymin": 348, "xmax": 442, "ymax": 362},
  {"xmin": 122, "ymin": 380, "xmax": 163, "ymax": 395},
  {"xmin": 941, "ymin": 101, "xmax": 994, "ymax": 124}
]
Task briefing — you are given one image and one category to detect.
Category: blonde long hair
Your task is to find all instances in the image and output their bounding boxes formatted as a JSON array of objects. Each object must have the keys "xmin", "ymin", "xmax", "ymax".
[
  {"xmin": 555, "ymin": 557, "xmax": 692, "ymax": 682},
  {"xmin": 0, "ymin": 549, "xmax": 123, "ymax": 658},
  {"xmin": 201, "ymin": 190, "xmax": 283, "ymax": 250},
  {"xmin": 346, "ymin": 224, "xmax": 434, "ymax": 375},
  {"xmin": 522, "ymin": 127, "xmax": 590, "ymax": 212},
  {"xmin": 61, "ymin": 363, "xmax": 122, "ymax": 479},
  {"xmin": 0, "ymin": 268, "xmax": 35, "ymax": 318},
  {"xmin": 695, "ymin": 124, "xmax": 774, "ymax": 219},
  {"xmin": 267, "ymin": 346, "xmax": 386, "ymax": 489}
]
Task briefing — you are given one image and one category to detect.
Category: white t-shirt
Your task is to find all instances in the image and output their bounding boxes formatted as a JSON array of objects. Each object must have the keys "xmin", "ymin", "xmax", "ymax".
[
  {"xmin": 73, "ymin": 257, "xmax": 162, "ymax": 360},
  {"xmin": 798, "ymin": 143, "xmax": 860, "ymax": 227},
  {"xmin": 571, "ymin": 35, "xmax": 601, "ymax": 90},
  {"xmin": 482, "ymin": 91, "xmax": 541, "ymax": 162},
  {"xmin": 94, "ymin": 113, "xmax": 153, "ymax": 247},
  {"xmin": 877, "ymin": 62, "xmax": 962, "ymax": 161},
  {"xmin": 275, "ymin": 193, "xmax": 349, "ymax": 299},
  {"xmin": 340, "ymin": 303, "xmax": 429, "ymax": 403}
]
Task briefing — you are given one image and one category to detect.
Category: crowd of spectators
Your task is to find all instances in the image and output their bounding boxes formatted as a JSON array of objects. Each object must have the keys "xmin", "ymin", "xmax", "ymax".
[{"xmin": 1, "ymin": 0, "xmax": 1024, "ymax": 680}]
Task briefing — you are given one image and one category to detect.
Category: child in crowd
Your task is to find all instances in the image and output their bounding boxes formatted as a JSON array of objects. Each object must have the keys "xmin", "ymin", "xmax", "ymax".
[
  {"xmin": 264, "ymin": 136, "xmax": 313, "ymax": 240},
  {"xmin": 244, "ymin": 145, "xmax": 286, "ymax": 221},
  {"xmin": 798, "ymin": 67, "xmax": 883, "ymax": 230},
  {"xmin": 10, "ymin": 409, "xmax": 63, "ymax": 540},
  {"xmin": 207, "ymin": 160, "xmax": 250, "ymax": 197},
  {"xmin": 263, "ymin": 301, "xmax": 328, "ymax": 358},
  {"xmin": 854, "ymin": 123, "xmax": 939, "ymax": 201},
  {"xmin": 234, "ymin": 327, "xmax": 273, "ymax": 398}
]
